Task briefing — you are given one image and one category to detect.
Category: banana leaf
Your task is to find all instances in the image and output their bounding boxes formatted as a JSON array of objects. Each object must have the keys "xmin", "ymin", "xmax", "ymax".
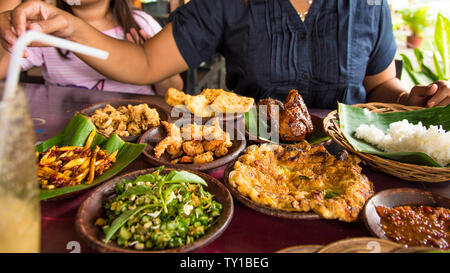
[
  {"xmin": 36, "ymin": 113, "xmax": 146, "ymax": 200},
  {"xmin": 244, "ymin": 106, "xmax": 330, "ymax": 144},
  {"xmin": 338, "ymin": 103, "xmax": 450, "ymax": 167}
]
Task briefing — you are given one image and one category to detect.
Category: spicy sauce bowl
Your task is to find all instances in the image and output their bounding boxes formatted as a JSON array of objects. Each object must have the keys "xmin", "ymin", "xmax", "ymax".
[{"xmin": 362, "ymin": 188, "xmax": 450, "ymax": 247}]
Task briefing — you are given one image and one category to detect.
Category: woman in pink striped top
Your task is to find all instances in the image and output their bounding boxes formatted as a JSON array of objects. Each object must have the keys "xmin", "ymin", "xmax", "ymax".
[{"xmin": 0, "ymin": 0, "xmax": 183, "ymax": 95}]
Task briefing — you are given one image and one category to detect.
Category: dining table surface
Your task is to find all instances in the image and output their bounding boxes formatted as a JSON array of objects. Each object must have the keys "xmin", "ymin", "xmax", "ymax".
[{"xmin": 24, "ymin": 83, "xmax": 450, "ymax": 253}]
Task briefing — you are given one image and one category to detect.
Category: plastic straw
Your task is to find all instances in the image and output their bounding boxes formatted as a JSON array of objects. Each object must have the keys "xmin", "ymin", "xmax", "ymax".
[{"xmin": 3, "ymin": 30, "xmax": 109, "ymax": 101}]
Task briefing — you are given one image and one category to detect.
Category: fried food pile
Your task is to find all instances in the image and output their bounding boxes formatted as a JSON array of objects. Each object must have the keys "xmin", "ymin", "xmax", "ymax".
[
  {"xmin": 258, "ymin": 89, "xmax": 314, "ymax": 141},
  {"xmin": 154, "ymin": 118, "xmax": 233, "ymax": 164},
  {"xmin": 228, "ymin": 142, "xmax": 374, "ymax": 222},
  {"xmin": 37, "ymin": 131, "xmax": 117, "ymax": 189},
  {"xmin": 165, "ymin": 88, "xmax": 254, "ymax": 117},
  {"xmin": 90, "ymin": 104, "xmax": 160, "ymax": 137}
]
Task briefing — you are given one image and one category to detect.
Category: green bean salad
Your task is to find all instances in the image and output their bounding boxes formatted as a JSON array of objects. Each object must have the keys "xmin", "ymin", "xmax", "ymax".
[{"xmin": 96, "ymin": 166, "xmax": 223, "ymax": 250}]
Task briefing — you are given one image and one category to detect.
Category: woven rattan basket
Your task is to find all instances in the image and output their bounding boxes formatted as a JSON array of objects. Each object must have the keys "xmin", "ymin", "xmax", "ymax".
[{"xmin": 323, "ymin": 103, "xmax": 450, "ymax": 183}]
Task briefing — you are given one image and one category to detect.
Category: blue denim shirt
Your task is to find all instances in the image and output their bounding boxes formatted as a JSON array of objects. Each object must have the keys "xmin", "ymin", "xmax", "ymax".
[{"xmin": 170, "ymin": 0, "xmax": 396, "ymax": 108}]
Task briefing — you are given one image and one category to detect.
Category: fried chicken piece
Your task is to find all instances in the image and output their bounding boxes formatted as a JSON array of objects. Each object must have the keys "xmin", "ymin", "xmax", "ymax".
[
  {"xmin": 279, "ymin": 90, "xmax": 314, "ymax": 141},
  {"xmin": 258, "ymin": 98, "xmax": 283, "ymax": 123},
  {"xmin": 209, "ymin": 92, "xmax": 254, "ymax": 114},
  {"xmin": 165, "ymin": 88, "xmax": 187, "ymax": 106},
  {"xmin": 200, "ymin": 88, "xmax": 225, "ymax": 103},
  {"xmin": 182, "ymin": 141, "xmax": 205, "ymax": 157},
  {"xmin": 153, "ymin": 121, "xmax": 182, "ymax": 158},
  {"xmin": 193, "ymin": 151, "xmax": 214, "ymax": 164},
  {"xmin": 185, "ymin": 95, "xmax": 214, "ymax": 117}
]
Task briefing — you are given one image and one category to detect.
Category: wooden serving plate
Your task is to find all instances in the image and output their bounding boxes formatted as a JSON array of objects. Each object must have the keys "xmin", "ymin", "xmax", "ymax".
[
  {"xmin": 316, "ymin": 237, "xmax": 402, "ymax": 253},
  {"xmin": 362, "ymin": 188, "xmax": 450, "ymax": 244},
  {"xmin": 276, "ymin": 245, "xmax": 324, "ymax": 253},
  {"xmin": 75, "ymin": 168, "xmax": 234, "ymax": 253},
  {"xmin": 80, "ymin": 99, "xmax": 171, "ymax": 142},
  {"xmin": 223, "ymin": 158, "xmax": 320, "ymax": 220},
  {"xmin": 138, "ymin": 119, "xmax": 246, "ymax": 172}
]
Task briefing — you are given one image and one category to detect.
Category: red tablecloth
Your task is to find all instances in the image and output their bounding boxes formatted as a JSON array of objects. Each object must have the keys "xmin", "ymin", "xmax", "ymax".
[{"xmin": 25, "ymin": 83, "xmax": 449, "ymax": 253}]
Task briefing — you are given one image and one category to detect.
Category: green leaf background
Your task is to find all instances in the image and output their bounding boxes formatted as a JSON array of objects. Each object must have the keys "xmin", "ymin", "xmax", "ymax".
[
  {"xmin": 37, "ymin": 113, "xmax": 146, "ymax": 200},
  {"xmin": 338, "ymin": 103, "xmax": 450, "ymax": 167}
]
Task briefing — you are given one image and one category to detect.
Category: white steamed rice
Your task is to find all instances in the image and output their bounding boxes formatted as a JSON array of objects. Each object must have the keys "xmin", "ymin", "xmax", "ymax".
[{"xmin": 355, "ymin": 119, "xmax": 450, "ymax": 167}]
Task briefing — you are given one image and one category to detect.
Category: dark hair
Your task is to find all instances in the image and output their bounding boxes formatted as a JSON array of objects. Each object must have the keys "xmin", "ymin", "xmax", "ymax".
[{"xmin": 56, "ymin": 0, "xmax": 144, "ymax": 58}]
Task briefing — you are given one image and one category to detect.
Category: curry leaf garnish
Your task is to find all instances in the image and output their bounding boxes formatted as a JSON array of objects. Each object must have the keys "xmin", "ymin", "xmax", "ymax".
[{"xmin": 324, "ymin": 191, "xmax": 340, "ymax": 199}]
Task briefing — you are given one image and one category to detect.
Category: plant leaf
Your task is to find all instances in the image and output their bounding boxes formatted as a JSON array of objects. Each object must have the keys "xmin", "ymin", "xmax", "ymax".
[
  {"xmin": 103, "ymin": 204, "xmax": 161, "ymax": 243},
  {"xmin": 38, "ymin": 114, "xmax": 146, "ymax": 200},
  {"xmin": 166, "ymin": 170, "xmax": 208, "ymax": 186},
  {"xmin": 338, "ymin": 103, "xmax": 450, "ymax": 167},
  {"xmin": 435, "ymin": 13, "xmax": 450, "ymax": 79}
]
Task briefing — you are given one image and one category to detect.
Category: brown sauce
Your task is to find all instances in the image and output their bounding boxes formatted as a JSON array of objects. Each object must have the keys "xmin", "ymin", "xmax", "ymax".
[{"xmin": 376, "ymin": 205, "xmax": 450, "ymax": 249}]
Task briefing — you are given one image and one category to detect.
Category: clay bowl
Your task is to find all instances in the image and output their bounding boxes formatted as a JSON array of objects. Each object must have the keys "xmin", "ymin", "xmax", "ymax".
[
  {"xmin": 80, "ymin": 99, "xmax": 171, "ymax": 142},
  {"xmin": 362, "ymin": 188, "xmax": 450, "ymax": 243},
  {"xmin": 316, "ymin": 237, "xmax": 402, "ymax": 253},
  {"xmin": 223, "ymin": 157, "xmax": 320, "ymax": 220},
  {"xmin": 138, "ymin": 118, "xmax": 246, "ymax": 172},
  {"xmin": 245, "ymin": 113, "xmax": 333, "ymax": 147},
  {"xmin": 75, "ymin": 168, "xmax": 234, "ymax": 253}
]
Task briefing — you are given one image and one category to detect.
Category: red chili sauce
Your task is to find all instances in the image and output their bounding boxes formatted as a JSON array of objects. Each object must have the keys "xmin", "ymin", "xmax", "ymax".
[{"xmin": 376, "ymin": 205, "xmax": 450, "ymax": 249}]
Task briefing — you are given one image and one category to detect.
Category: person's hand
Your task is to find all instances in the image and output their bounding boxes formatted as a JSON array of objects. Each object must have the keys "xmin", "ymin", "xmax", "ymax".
[
  {"xmin": 125, "ymin": 28, "xmax": 151, "ymax": 45},
  {"xmin": 0, "ymin": 10, "xmax": 15, "ymax": 53},
  {"xmin": 402, "ymin": 81, "xmax": 450, "ymax": 107},
  {"xmin": 1, "ymin": 0, "xmax": 78, "ymax": 46}
]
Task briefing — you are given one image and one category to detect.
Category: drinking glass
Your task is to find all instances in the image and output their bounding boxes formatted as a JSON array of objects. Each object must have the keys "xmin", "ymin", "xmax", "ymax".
[{"xmin": 0, "ymin": 83, "xmax": 40, "ymax": 253}]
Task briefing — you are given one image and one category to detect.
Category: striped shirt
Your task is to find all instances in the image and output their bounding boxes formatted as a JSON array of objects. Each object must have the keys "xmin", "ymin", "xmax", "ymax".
[{"xmin": 21, "ymin": 10, "xmax": 161, "ymax": 95}]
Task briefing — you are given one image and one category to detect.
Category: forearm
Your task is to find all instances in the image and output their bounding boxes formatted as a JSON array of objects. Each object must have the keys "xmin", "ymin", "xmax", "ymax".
[
  {"xmin": 0, "ymin": 47, "xmax": 10, "ymax": 80},
  {"xmin": 154, "ymin": 74, "xmax": 184, "ymax": 96},
  {"xmin": 70, "ymin": 19, "xmax": 187, "ymax": 86},
  {"xmin": 366, "ymin": 77, "xmax": 408, "ymax": 104},
  {"xmin": 70, "ymin": 18, "xmax": 156, "ymax": 85},
  {"xmin": 0, "ymin": 0, "xmax": 21, "ymax": 12}
]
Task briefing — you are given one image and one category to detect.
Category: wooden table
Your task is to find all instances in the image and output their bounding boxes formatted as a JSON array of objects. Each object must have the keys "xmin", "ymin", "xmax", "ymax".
[{"xmin": 24, "ymin": 83, "xmax": 449, "ymax": 253}]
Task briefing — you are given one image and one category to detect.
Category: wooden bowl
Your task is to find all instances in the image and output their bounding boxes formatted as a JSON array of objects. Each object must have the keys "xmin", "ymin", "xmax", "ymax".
[
  {"xmin": 80, "ymin": 99, "xmax": 171, "ymax": 142},
  {"xmin": 316, "ymin": 237, "xmax": 402, "ymax": 253},
  {"xmin": 75, "ymin": 168, "xmax": 234, "ymax": 253},
  {"xmin": 362, "ymin": 188, "xmax": 450, "ymax": 243},
  {"xmin": 223, "ymin": 157, "xmax": 320, "ymax": 220},
  {"xmin": 276, "ymin": 245, "xmax": 324, "ymax": 253},
  {"xmin": 138, "ymin": 119, "xmax": 246, "ymax": 172},
  {"xmin": 245, "ymin": 113, "xmax": 333, "ymax": 146},
  {"xmin": 323, "ymin": 103, "xmax": 450, "ymax": 182}
]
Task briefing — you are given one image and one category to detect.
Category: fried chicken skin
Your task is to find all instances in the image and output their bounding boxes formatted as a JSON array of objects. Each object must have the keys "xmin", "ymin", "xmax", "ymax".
[
  {"xmin": 154, "ymin": 121, "xmax": 182, "ymax": 158},
  {"xmin": 279, "ymin": 90, "xmax": 314, "ymax": 141},
  {"xmin": 182, "ymin": 141, "xmax": 205, "ymax": 157},
  {"xmin": 154, "ymin": 118, "xmax": 232, "ymax": 163}
]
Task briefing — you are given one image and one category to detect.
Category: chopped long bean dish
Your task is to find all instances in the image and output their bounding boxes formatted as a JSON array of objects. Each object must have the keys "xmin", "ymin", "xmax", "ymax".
[{"xmin": 96, "ymin": 166, "xmax": 223, "ymax": 250}]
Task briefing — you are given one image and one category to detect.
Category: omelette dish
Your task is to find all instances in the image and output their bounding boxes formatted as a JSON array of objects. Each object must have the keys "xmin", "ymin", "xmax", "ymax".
[
  {"xmin": 228, "ymin": 142, "xmax": 374, "ymax": 222},
  {"xmin": 165, "ymin": 88, "xmax": 254, "ymax": 117}
]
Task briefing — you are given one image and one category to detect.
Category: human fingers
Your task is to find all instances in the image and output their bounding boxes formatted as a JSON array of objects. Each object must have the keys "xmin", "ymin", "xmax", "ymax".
[
  {"xmin": 426, "ymin": 81, "xmax": 450, "ymax": 107},
  {"xmin": 0, "ymin": 11, "xmax": 16, "ymax": 52},
  {"xmin": 11, "ymin": 1, "xmax": 51, "ymax": 37},
  {"xmin": 139, "ymin": 29, "xmax": 151, "ymax": 41}
]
